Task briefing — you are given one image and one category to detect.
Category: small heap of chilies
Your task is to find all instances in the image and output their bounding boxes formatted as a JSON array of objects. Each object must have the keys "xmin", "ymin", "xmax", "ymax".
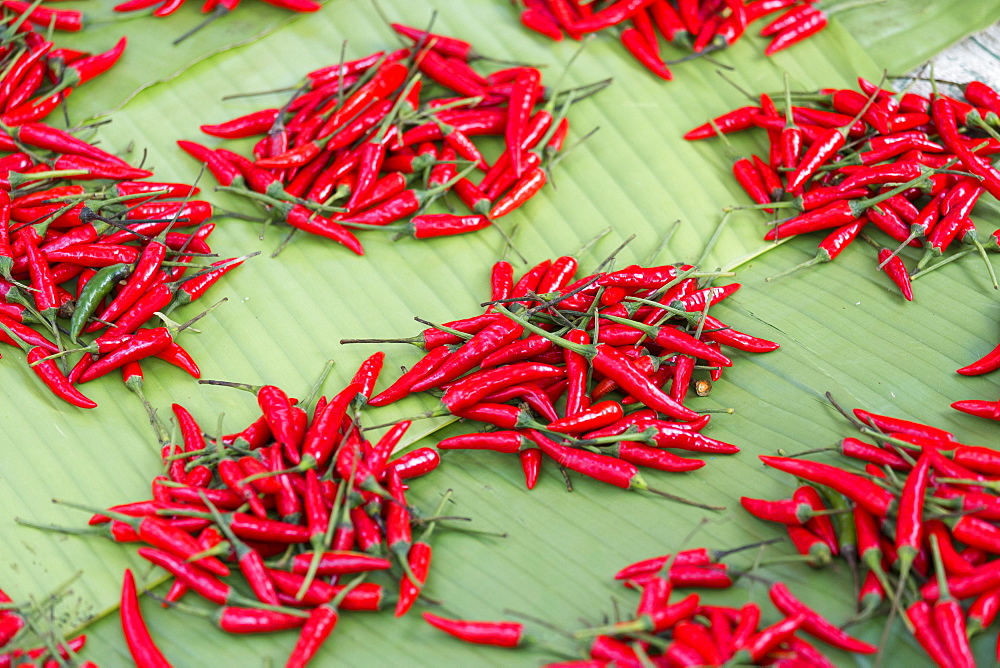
[
  {"xmin": 1, "ymin": 584, "xmax": 96, "ymax": 667},
  {"xmin": 687, "ymin": 78, "xmax": 1000, "ymax": 301},
  {"xmin": 421, "ymin": 547, "xmax": 874, "ymax": 665},
  {"xmin": 748, "ymin": 402, "xmax": 1000, "ymax": 667},
  {"xmin": 515, "ymin": 0, "xmax": 870, "ymax": 80},
  {"xmin": 183, "ymin": 24, "xmax": 598, "ymax": 255},
  {"xmin": 0, "ymin": 4, "xmax": 126, "ymax": 125},
  {"xmin": 41, "ymin": 357, "xmax": 474, "ymax": 666},
  {"xmin": 0, "ymin": 121, "xmax": 240, "ymax": 409},
  {"xmin": 345, "ymin": 254, "xmax": 778, "ymax": 505},
  {"xmin": 113, "ymin": 0, "xmax": 322, "ymax": 16}
]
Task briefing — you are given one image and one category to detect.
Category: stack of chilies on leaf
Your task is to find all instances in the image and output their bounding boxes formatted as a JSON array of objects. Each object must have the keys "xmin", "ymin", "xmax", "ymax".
[
  {"xmin": 421, "ymin": 548, "xmax": 874, "ymax": 665},
  {"xmin": 515, "ymin": 0, "xmax": 874, "ymax": 80},
  {"xmin": 113, "ymin": 0, "xmax": 322, "ymax": 16},
  {"xmin": 750, "ymin": 400, "xmax": 1000, "ymax": 667},
  {"xmin": 0, "ymin": 6, "xmax": 126, "ymax": 125},
  {"xmin": 24, "ymin": 358, "xmax": 482, "ymax": 666},
  {"xmin": 344, "ymin": 255, "xmax": 778, "ymax": 507},
  {"xmin": 1, "ymin": 584, "xmax": 96, "ymax": 667},
  {"xmin": 687, "ymin": 77, "xmax": 1000, "ymax": 301},
  {"xmin": 0, "ymin": 122, "xmax": 242, "ymax": 409},
  {"xmin": 183, "ymin": 23, "xmax": 601, "ymax": 255}
]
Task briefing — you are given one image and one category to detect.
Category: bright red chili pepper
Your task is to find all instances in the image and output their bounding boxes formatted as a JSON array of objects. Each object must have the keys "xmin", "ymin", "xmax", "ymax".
[
  {"xmin": 422, "ymin": 612, "xmax": 524, "ymax": 648},
  {"xmin": 759, "ymin": 455, "xmax": 893, "ymax": 516},
  {"xmin": 120, "ymin": 569, "xmax": 172, "ymax": 668},
  {"xmin": 26, "ymin": 346, "xmax": 96, "ymax": 408}
]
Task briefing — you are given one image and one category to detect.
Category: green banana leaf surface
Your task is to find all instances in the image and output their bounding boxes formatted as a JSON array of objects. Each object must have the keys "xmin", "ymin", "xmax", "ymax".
[{"xmin": 3, "ymin": 1, "xmax": 1000, "ymax": 665}]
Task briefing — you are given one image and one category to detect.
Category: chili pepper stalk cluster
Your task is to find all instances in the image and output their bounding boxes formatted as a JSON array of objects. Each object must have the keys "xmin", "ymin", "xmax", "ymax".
[
  {"xmin": 0, "ymin": 123, "xmax": 249, "ymax": 408},
  {"xmin": 514, "ymin": 0, "xmax": 875, "ymax": 81},
  {"xmin": 748, "ymin": 399, "xmax": 1000, "ymax": 667},
  {"xmin": 421, "ymin": 540, "xmax": 875, "ymax": 665},
  {"xmin": 183, "ymin": 23, "xmax": 602, "ymax": 255},
  {"xmin": 0, "ymin": 121, "xmax": 246, "ymax": 408},
  {"xmin": 689, "ymin": 77, "xmax": 1000, "ymax": 301},
  {"xmin": 1, "ymin": 582, "xmax": 96, "ymax": 667},
  {"xmin": 24, "ymin": 356, "xmax": 495, "ymax": 666},
  {"xmin": 0, "ymin": 6, "xmax": 126, "ymax": 126},
  {"xmin": 345, "ymin": 253, "xmax": 778, "ymax": 505}
]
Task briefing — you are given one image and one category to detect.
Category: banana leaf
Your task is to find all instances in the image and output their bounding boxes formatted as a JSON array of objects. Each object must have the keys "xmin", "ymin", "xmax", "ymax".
[{"xmin": 2, "ymin": 1, "xmax": 999, "ymax": 666}]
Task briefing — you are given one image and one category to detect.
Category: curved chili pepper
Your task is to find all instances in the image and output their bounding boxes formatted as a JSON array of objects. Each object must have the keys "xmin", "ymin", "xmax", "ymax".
[
  {"xmin": 876, "ymin": 248, "xmax": 913, "ymax": 300},
  {"xmin": 120, "ymin": 569, "xmax": 172, "ymax": 668},
  {"xmin": 853, "ymin": 408, "xmax": 956, "ymax": 442},
  {"xmin": 759, "ymin": 455, "xmax": 893, "ymax": 516},
  {"xmin": 423, "ymin": 612, "xmax": 524, "ymax": 648},
  {"xmin": 967, "ymin": 586, "xmax": 1000, "ymax": 635},
  {"xmin": 439, "ymin": 362, "xmax": 564, "ymax": 414},
  {"xmin": 409, "ymin": 319, "xmax": 524, "ymax": 392},
  {"xmin": 78, "ymin": 328, "xmax": 173, "ymax": 383},
  {"xmin": 768, "ymin": 582, "xmax": 875, "ymax": 653},
  {"xmin": 26, "ymin": 347, "xmax": 96, "ymax": 408}
]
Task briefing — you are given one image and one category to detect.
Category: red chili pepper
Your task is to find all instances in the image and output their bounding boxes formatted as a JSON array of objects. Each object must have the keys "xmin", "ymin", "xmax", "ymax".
[
  {"xmin": 2, "ymin": 3, "xmax": 82, "ymax": 31},
  {"xmin": 387, "ymin": 447, "xmax": 441, "ymax": 480},
  {"xmin": 952, "ymin": 398, "xmax": 1000, "ymax": 421},
  {"xmin": 765, "ymin": 8, "xmax": 828, "ymax": 56},
  {"xmin": 853, "ymin": 408, "xmax": 956, "ymax": 443},
  {"xmin": 26, "ymin": 347, "xmax": 96, "ymax": 408},
  {"xmin": 620, "ymin": 27, "xmax": 672, "ymax": 80},
  {"xmin": 876, "ymin": 248, "xmax": 913, "ymax": 300},
  {"xmin": 120, "ymin": 569, "xmax": 171, "ymax": 668},
  {"xmin": 439, "ymin": 362, "xmax": 564, "ymax": 414},
  {"xmin": 905, "ymin": 600, "xmax": 953, "ymax": 666},
  {"xmin": 684, "ymin": 106, "xmax": 761, "ymax": 140},
  {"xmin": 422, "ymin": 612, "xmax": 524, "ymax": 648},
  {"xmin": 926, "ymin": 521, "xmax": 977, "ymax": 577},
  {"xmin": 490, "ymin": 167, "xmax": 548, "ymax": 219},
  {"xmin": 409, "ymin": 319, "xmax": 524, "ymax": 392},
  {"xmin": 78, "ymin": 328, "xmax": 174, "ymax": 383},
  {"xmin": 768, "ymin": 582, "xmax": 875, "ymax": 653},
  {"xmin": 759, "ymin": 455, "xmax": 893, "ymax": 516},
  {"xmin": 967, "ymin": 586, "xmax": 1000, "ymax": 635},
  {"xmin": 136, "ymin": 548, "xmax": 236, "ymax": 605},
  {"xmin": 587, "ymin": 592, "xmax": 699, "ymax": 636}
]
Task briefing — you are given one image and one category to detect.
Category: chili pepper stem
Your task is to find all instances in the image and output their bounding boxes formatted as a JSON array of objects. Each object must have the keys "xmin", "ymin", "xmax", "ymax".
[
  {"xmin": 197, "ymin": 379, "xmax": 262, "ymax": 393},
  {"xmin": 970, "ymin": 235, "xmax": 999, "ymax": 290},
  {"xmin": 909, "ymin": 249, "xmax": 975, "ymax": 280},
  {"xmin": 154, "ymin": 593, "xmax": 309, "ymax": 618},
  {"xmin": 14, "ymin": 517, "xmax": 107, "ymax": 536},
  {"xmin": 636, "ymin": 480, "xmax": 726, "ymax": 511},
  {"xmin": 695, "ymin": 211, "xmax": 733, "ymax": 267},
  {"xmin": 492, "ymin": 304, "xmax": 590, "ymax": 355},
  {"xmin": 172, "ymin": 4, "xmax": 229, "ymax": 45}
]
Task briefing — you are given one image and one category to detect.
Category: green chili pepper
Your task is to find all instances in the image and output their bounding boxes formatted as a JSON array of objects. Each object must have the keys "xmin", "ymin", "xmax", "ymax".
[{"xmin": 68, "ymin": 262, "xmax": 131, "ymax": 342}]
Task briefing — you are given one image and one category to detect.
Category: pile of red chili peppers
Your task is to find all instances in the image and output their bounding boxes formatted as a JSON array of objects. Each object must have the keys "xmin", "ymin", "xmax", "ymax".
[
  {"xmin": 0, "ymin": 121, "xmax": 245, "ymax": 408},
  {"xmin": 29, "ymin": 358, "xmax": 489, "ymax": 666},
  {"xmin": 688, "ymin": 77, "xmax": 1000, "ymax": 300},
  {"xmin": 345, "ymin": 254, "xmax": 778, "ymax": 505},
  {"xmin": 0, "ymin": 6, "xmax": 126, "ymax": 125},
  {"xmin": 183, "ymin": 24, "xmax": 600, "ymax": 255},
  {"xmin": 421, "ymin": 543, "xmax": 874, "ymax": 665},
  {"xmin": 514, "ymin": 0, "xmax": 874, "ymax": 80},
  {"xmin": 113, "ymin": 0, "xmax": 322, "ymax": 17},
  {"xmin": 745, "ymin": 399, "xmax": 1000, "ymax": 667},
  {"xmin": 1, "ymin": 584, "xmax": 95, "ymax": 667}
]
